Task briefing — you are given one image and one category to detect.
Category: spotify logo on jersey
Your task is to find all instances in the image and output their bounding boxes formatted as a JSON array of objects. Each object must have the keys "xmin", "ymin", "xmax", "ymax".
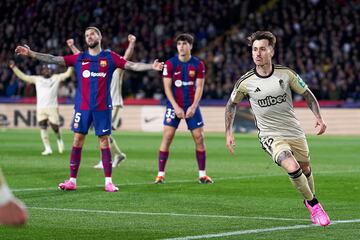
[{"xmin": 82, "ymin": 70, "xmax": 90, "ymax": 78}]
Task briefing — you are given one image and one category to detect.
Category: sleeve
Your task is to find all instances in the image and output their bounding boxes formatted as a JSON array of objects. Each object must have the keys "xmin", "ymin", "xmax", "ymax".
[
  {"xmin": 230, "ymin": 79, "xmax": 247, "ymax": 104},
  {"xmin": 288, "ymin": 70, "xmax": 308, "ymax": 94},
  {"xmin": 53, "ymin": 67, "xmax": 73, "ymax": 82},
  {"xmin": 196, "ymin": 60, "xmax": 205, "ymax": 79},
  {"xmin": 162, "ymin": 60, "xmax": 173, "ymax": 78},
  {"xmin": 63, "ymin": 53, "xmax": 80, "ymax": 67},
  {"xmin": 110, "ymin": 51, "xmax": 127, "ymax": 69},
  {"xmin": 12, "ymin": 66, "xmax": 37, "ymax": 84}
]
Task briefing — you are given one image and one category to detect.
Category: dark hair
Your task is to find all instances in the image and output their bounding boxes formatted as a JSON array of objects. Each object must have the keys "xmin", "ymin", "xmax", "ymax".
[
  {"xmin": 175, "ymin": 33, "xmax": 194, "ymax": 45},
  {"xmin": 247, "ymin": 31, "xmax": 276, "ymax": 48},
  {"xmin": 85, "ymin": 26, "xmax": 102, "ymax": 37}
]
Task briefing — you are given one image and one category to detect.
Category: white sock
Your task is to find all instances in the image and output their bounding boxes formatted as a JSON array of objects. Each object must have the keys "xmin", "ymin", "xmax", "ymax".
[
  {"xmin": 40, "ymin": 129, "xmax": 51, "ymax": 150},
  {"xmin": 69, "ymin": 178, "xmax": 77, "ymax": 184},
  {"xmin": 158, "ymin": 171, "xmax": 165, "ymax": 177},
  {"xmin": 105, "ymin": 177, "xmax": 112, "ymax": 185},
  {"xmin": 199, "ymin": 170, "xmax": 206, "ymax": 178}
]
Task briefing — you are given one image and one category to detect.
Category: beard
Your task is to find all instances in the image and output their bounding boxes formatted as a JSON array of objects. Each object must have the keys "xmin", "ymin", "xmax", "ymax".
[{"xmin": 87, "ymin": 40, "xmax": 99, "ymax": 49}]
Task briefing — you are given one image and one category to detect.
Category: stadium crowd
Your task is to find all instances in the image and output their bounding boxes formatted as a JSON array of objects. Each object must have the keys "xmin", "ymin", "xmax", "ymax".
[{"xmin": 0, "ymin": 0, "xmax": 359, "ymax": 102}]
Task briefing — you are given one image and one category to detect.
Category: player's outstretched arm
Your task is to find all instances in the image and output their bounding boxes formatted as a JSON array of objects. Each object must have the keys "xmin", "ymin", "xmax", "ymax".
[
  {"xmin": 15, "ymin": 45, "xmax": 65, "ymax": 66},
  {"xmin": 124, "ymin": 59, "xmax": 164, "ymax": 72},
  {"xmin": 225, "ymin": 99, "xmax": 238, "ymax": 155},
  {"xmin": 9, "ymin": 60, "xmax": 36, "ymax": 83},
  {"xmin": 302, "ymin": 89, "xmax": 327, "ymax": 135}
]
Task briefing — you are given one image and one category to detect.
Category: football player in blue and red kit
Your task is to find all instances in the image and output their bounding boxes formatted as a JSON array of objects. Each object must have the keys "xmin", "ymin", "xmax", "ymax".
[
  {"xmin": 155, "ymin": 33, "xmax": 213, "ymax": 184},
  {"xmin": 15, "ymin": 27, "xmax": 164, "ymax": 192}
]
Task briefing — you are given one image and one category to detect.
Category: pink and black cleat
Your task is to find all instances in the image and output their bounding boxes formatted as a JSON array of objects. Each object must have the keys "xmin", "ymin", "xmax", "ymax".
[
  {"xmin": 58, "ymin": 180, "xmax": 77, "ymax": 191},
  {"xmin": 304, "ymin": 200, "xmax": 330, "ymax": 226}
]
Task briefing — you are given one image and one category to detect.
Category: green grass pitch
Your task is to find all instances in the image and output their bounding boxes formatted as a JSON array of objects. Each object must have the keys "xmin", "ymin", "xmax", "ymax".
[{"xmin": 0, "ymin": 129, "xmax": 359, "ymax": 239}]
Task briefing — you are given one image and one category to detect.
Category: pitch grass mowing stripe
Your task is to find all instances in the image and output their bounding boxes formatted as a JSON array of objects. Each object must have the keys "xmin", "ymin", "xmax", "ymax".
[
  {"xmin": 27, "ymin": 207, "xmax": 309, "ymax": 222},
  {"xmin": 162, "ymin": 219, "xmax": 360, "ymax": 240},
  {"xmin": 12, "ymin": 169, "xmax": 360, "ymax": 192}
]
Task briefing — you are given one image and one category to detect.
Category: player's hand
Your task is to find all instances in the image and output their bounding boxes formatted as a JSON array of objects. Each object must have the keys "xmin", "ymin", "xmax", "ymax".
[
  {"xmin": 226, "ymin": 133, "xmax": 236, "ymax": 155},
  {"xmin": 66, "ymin": 39, "xmax": 74, "ymax": 47},
  {"xmin": 15, "ymin": 45, "xmax": 31, "ymax": 57},
  {"xmin": 174, "ymin": 106, "xmax": 185, "ymax": 119},
  {"xmin": 185, "ymin": 105, "xmax": 196, "ymax": 118},
  {"xmin": 152, "ymin": 59, "xmax": 164, "ymax": 71},
  {"xmin": 128, "ymin": 34, "xmax": 136, "ymax": 43},
  {"xmin": 315, "ymin": 118, "xmax": 327, "ymax": 135},
  {"xmin": 9, "ymin": 60, "xmax": 15, "ymax": 69},
  {"xmin": 0, "ymin": 198, "xmax": 28, "ymax": 226}
]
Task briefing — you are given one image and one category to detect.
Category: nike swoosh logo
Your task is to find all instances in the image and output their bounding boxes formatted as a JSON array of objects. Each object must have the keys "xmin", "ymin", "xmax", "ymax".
[
  {"xmin": 102, "ymin": 129, "xmax": 109, "ymax": 132},
  {"xmin": 144, "ymin": 117, "xmax": 158, "ymax": 123},
  {"xmin": 82, "ymin": 62, "xmax": 90, "ymax": 65},
  {"xmin": 197, "ymin": 122, "xmax": 203, "ymax": 126},
  {"xmin": 174, "ymin": 72, "xmax": 181, "ymax": 75}
]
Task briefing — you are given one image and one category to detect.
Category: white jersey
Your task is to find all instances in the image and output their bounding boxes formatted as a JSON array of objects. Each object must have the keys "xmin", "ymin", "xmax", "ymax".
[
  {"xmin": 12, "ymin": 67, "xmax": 73, "ymax": 109},
  {"xmin": 110, "ymin": 68, "xmax": 125, "ymax": 107},
  {"xmin": 230, "ymin": 65, "xmax": 308, "ymax": 138}
]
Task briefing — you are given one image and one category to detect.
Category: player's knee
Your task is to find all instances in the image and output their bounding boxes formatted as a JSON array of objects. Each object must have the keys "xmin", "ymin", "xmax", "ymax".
[
  {"xmin": 299, "ymin": 162, "xmax": 311, "ymax": 175},
  {"xmin": 73, "ymin": 135, "xmax": 84, "ymax": 147},
  {"xmin": 38, "ymin": 120, "xmax": 48, "ymax": 129},
  {"xmin": 288, "ymin": 168, "xmax": 303, "ymax": 179},
  {"xmin": 276, "ymin": 150, "xmax": 296, "ymax": 168},
  {"xmin": 99, "ymin": 136, "xmax": 110, "ymax": 148}
]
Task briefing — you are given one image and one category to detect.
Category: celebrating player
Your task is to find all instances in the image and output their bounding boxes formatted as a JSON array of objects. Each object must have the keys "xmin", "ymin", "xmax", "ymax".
[
  {"xmin": 225, "ymin": 31, "xmax": 330, "ymax": 226},
  {"xmin": 0, "ymin": 169, "xmax": 28, "ymax": 226},
  {"xmin": 15, "ymin": 26, "xmax": 163, "ymax": 192},
  {"xmin": 66, "ymin": 34, "xmax": 136, "ymax": 169},
  {"xmin": 9, "ymin": 61, "xmax": 72, "ymax": 155},
  {"xmin": 155, "ymin": 33, "xmax": 213, "ymax": 184}
]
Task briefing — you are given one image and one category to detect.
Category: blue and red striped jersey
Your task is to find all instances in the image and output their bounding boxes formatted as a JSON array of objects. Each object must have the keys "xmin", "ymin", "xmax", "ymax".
[
  {"xmin": 64, "ymin": 50, "xmax": 126, "ymax": 111},
  {"xmin": 162, "ymin": 55, "xmax": 205, "ymax": 108}
]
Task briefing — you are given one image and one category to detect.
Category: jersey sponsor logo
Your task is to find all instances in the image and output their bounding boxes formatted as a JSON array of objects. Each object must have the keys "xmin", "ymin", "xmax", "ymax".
[
  {"xmin": 189, "ymin": 70, "xmax": 195, "ymax": 77},
  {"xmin": 100, "ymin": 60, "xmax": 107, "ymax": 67},
  {"xmin": 174, "ymin": 80, "xmax": 194, "ymax": 87},
  {"xmin": 258, "ymin": 93, "xmax": 287, "ymax": 107},
  {"xmin": 82, "ymin": 70, "xmax": 107, "ymax": 78}
]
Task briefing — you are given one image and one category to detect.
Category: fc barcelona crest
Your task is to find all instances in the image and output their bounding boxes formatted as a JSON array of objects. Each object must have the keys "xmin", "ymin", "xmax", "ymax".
[
  {"xmin": 100, "ymin": 60, "xmax": 107, "ymax": 67},
  {"xmin": 189, "ymin": 70, "xmax": 196, "ymax": 77}
]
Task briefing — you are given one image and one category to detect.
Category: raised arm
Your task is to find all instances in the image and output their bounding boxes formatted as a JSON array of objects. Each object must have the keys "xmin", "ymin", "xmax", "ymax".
[
  {"xmin": 123, "ymin": 34, "xmax": 136, "ymax": 60},
  {"xmin": 9, "ymin": 61, "xmax": 36, "ymax": 84},
  {"xmin": 66, "ymin": 39, "xmax": 81, "ymax": 54},
  {"xmin": 15, "ymin": 45, "xmax": 65, "ymax": 66},
  {"xmin": 56, "ymin": 67, "xmax": 74, "ymax": 81},
  {"xmin": 302, "ymin": 89, "xmax": 327, "ymax": 135}
]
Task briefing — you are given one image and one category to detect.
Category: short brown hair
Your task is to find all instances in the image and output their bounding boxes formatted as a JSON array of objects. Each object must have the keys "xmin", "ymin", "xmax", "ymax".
[
  {"xmin": 85, "ymin": 26, "xmax": 102, "ymax": 37},
  {"xmin": 175, "ymin": 33, "xmax": 194, "ymax": 45},
  {"xmin": 247, "ymin": 31, "xmax": 276, "ymax": 48}
]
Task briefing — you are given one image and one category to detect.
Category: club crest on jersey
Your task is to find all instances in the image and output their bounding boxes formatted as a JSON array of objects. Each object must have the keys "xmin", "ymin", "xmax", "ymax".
[
  {"xmin": 189, "ymin": 70, "xmax": 196, "ymax": 77},
  {"xmin": 100, "ymin": 60, "xmax": 107, "ymax": 67},
  {"xmin": 279, "ymin": 79, "xmax": 284, "ymax": 89}
]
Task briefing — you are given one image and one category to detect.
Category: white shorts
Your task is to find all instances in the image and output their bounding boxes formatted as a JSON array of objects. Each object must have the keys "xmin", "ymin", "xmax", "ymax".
[
  {"xmin": 260, "ymin": 137, "xmax": 310, "ymax": 164},
  {"xmin": 37, "ymin": 107, "xmax": 60, "ymax": 125}
]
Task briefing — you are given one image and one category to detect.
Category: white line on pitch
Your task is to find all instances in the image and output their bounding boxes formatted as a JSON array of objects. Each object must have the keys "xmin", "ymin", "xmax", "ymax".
[
  {"xmin": 162, "ymin": 219, "xmax": 360, "ymax": 240},
  {"xmin": 27, "ymin": 207, "xmax": 309, "ymax": 222},
  {"xmin": 12, "ymin": 169, "xmax": 360, "ymax": 192}
]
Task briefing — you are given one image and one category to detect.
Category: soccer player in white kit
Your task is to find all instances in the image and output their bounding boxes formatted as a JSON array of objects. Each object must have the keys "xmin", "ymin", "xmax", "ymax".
[
  {"xmin": 66, "ymin": 34, "xmax": 136, "ymax": 168},
  {"xmin": 9, "ymin": 60, "xmax": 73, "ymax": 155},
  {"xmin": 225, "ymin": 31, "xmax": 330, "ymax": 226}
]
